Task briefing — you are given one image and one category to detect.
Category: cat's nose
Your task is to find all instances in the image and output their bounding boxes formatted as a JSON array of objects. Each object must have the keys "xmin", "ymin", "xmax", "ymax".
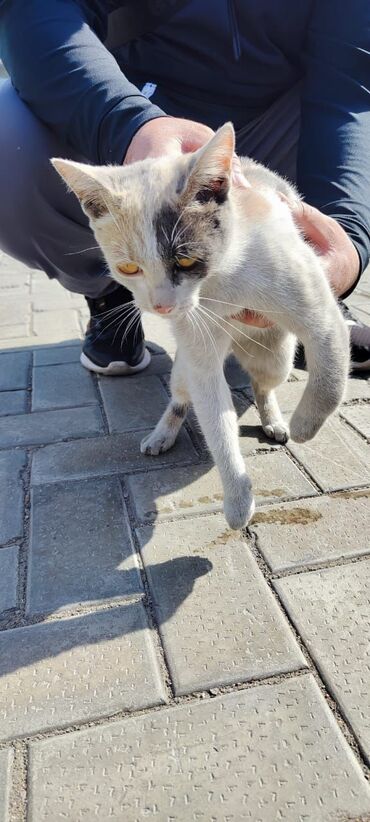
[{"xmin": 153, "ymin": 304, "xmax": 174, "ymax": 315}]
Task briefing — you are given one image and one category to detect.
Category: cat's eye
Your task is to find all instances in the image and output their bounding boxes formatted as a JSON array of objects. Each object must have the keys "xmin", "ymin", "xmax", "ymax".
[
  {"xmin": 117, "ymin": 263, "xmax": 140, "ymax": 275},
  {"xmin": 175, "ymin": 256, "xmax": 197, "ymax": 269}
]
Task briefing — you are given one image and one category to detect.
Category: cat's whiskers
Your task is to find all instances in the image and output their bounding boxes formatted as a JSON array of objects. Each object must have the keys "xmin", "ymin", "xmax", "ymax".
[
  {"xmin": 170, "ymin": 207, "xmax": 188, "ymax": 244},
  {"xmin": 189, "ymin": 307, "xmax": 207, "ymax": 354},
  {"xmin": 201, "ymin": 304, "xmax": 273, "ymax": 353},
  {"xmin": 90, "ymin": 304, "xmax": 138, "ymax": 342},
  {"xmin": 193, "ymin": 308, "xmax": 223, "ymax": 367},
  {"xmin": 65, "ymin": 245, "xmax": 101, "ymax": 256},
  {"xmin": 112, "ymin": 307, "xmax": 139, "ymax": 345},
  {"xmin": 91, "ymin": 300, "xmax": 136, "ymax": 320},
  {"xmin": 197, "ymin": 304, "xmax": 254, "ymax": 359},
  {"xmin": 119, "ymin": 310, "xmax": 141, "ymax": 351}
]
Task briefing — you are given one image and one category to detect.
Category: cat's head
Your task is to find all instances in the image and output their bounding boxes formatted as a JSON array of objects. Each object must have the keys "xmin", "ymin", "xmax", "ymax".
[{"xmin": 52, "ymin": 122, "xmax": 238, "ymax": 317}]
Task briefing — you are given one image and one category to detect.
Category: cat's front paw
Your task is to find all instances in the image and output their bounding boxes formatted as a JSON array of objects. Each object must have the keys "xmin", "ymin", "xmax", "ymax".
[
  {"xmin": 263, "ymin": 421, "xmax": 290, "ymax": 444},
  {"xmin": 223, "ymin": 475, "xmax": 255, "ymax": 530},
  {"xmin": 140, "ymin": 427, "xmax": 177, "ymax": 456}
]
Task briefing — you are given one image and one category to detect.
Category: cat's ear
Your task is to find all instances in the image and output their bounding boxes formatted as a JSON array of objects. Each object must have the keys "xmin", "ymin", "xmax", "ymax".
[
  {"xmin": 51, "ymin": 158, "xmax": 113, "ymax": 220},
  {"xmin": 186, "ymin": 122, "xmax": 235, "ymax": 203}
]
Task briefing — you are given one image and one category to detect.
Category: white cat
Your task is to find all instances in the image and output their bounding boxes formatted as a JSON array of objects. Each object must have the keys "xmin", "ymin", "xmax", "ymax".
[{"xmin": 53, "ymin": 123, "xmax": 349, "ymax": 528}]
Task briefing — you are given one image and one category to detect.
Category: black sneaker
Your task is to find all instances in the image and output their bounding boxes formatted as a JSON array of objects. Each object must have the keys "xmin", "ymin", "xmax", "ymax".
[
  {"xmin": 80, "ymin": 285, "xmax": 151, "ymax": 375},
  {"xmin": 341, "ymin": 302, "xmax": 370, "ymax": 371}
]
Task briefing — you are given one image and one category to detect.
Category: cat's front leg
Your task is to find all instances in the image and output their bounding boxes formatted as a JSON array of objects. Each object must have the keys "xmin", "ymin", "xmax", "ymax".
[
  {"xmin": 141, "ymin": 352, "xmax": 190, "ymax": 455},
  {"xmin": 188, "ymin": 365, "xmax": 255, "ymax": 529}
]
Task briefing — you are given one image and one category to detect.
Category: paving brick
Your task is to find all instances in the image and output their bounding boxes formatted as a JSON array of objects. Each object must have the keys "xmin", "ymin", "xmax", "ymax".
[
  {"xmin": 287, "ymin": 415, "xmax": 370, "ymax": 490},
  {"xmin": 142, "ymin": 311, "xmax": 177, "ymax": 355},
  {"xmin": 343, "ymin": 377, "xmax": 370, "ymax": 402},
  {"xmin": 0, "ymin": 451, "xmax": 26, "ymax": 544},
  {"xmin": 0, "ymin": 323, "xmax": 30, "ymax": 341},
  {"xmin": 32, "ymin": 309, "xmax": 81, "ymax": 342},
  {"xmin": 0, "ymin": 603, "xmax": 166, "ymax": 742},
  {"xmin": 0, "ymin": 351, "xmax": 31, "ymax": 390},
  {"xmin": 32, "ymin": 292, "xmax": 85, "ymax": 311},
  {"xmin": 238, "ymin": 403, "xmax": 283, "ymax": 454},
  {"xmin": 0, "ymin": 390, "xmax": 27, "ymax": 416},
  {"xmin": 0, "ymin": 749, "xmax": 12, "ymax": 822},
  {"xmin": 27, "ymin": 479, "xmax": 142, "ymax": 615},
  {"xmin": 31, "ymin": 428, "xmax": 198, "ymax": 485},
  {"xmin": 341, "ymin": 404, "xmax": 370, "ymax": 441},
  {"xmin": 137, "ymin": 515, "xmax": 305, "ymax": 694},
  {"xmin": 99, "ymin": 374, "xmax": 169, "ymax": 433},
  {"xmin": 275, "ymin": 560, "xmax": 370, "ymax": 764},
  {"xmin": 28, "ymin": 675, "xmax": 370, "ymax": 822},
  {"xmin": 250, "ymin": 491, "xmax": 370, "ymax": 571},
  {"xmin": 33, "ymin": 344, "xmax": 81, "ymax": 366},
  {"xmin": 32, "ymin": 362, "xmax": 97, "ymax": 411},
  {"xmin": 0, "ymin": 547, "xmax": 19, "ymax": 613},
  {"xmin": 129, "ymin": 451, "xmax": 316, "ymax": 523},
  {"xmin": 0, "ymin": 406, "xmax": 104, "ymax": 448},
  {"xmin": 0, "ymin": 298, "xmax": 29, "ymax": 328}
]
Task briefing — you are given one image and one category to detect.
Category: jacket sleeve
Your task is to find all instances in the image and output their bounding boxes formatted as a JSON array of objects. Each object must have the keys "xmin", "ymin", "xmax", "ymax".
[
  {"xmin": 0, "ymin": 0, "xmax": 166, "ymax": 163},
  {"xmin": 297, "ymin": 0, "xmax": 370, "ymax": 286}
]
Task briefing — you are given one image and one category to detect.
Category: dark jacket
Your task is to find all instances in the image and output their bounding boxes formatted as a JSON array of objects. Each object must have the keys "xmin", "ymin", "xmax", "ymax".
[{"xmin": 1, "ymin": 0, "xmax": 369, "ymax": 274}]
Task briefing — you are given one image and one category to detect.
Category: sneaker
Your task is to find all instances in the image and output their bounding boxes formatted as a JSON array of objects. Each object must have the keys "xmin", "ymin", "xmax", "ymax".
[
  {"xmin": 80, "ymin": 285, "xmax": 151, "ymax": 375},
  {"xmin": 341, "ymin": 302, "xmax": 370, "ymax": 371}
]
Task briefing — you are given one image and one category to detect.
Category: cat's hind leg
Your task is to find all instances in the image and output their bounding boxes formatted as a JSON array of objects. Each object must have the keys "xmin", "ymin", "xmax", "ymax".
[
  {"xmin": 232, "ymin": 326, "xmax": 295, "ymax": 443},
  {"xmin": 140, "ymin": 353, "xmax": 190, "ymax": 455}
]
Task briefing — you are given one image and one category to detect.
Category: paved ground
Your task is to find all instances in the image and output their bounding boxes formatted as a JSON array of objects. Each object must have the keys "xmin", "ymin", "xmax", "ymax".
[{"xmin": 0, "ymin": 249, "xmax": 369, "ymax": 822}]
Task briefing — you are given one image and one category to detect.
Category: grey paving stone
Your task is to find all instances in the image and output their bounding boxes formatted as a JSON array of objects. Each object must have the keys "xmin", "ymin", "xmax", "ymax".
[
  {"xmin": 341, "ymin": 404, "xmax": 370, "ymax": 441},
  {"xmin": 0, "ymin": 390, "xmax": 27, "ymax": 416},
  {"xmin": 32, "ymin": 308, "xmax": 81, "ymax": 341},
  {"xmin": 0, "ymin": 603, "xmax": 166, "ymax": 741},
  {"xmin": 33, "ymin": 344, "xmax": 81, "ymax": 367},
  {"xmin": 287, "ymin": 415, "xmax": 370, "ymax": 491},
  {"xmin": 0, "ymin": 323, "xmax": 30, "ymax": 341},
  {"xmin": 31, "ymin": 428, "xmax": 198, "ymax": 485},
  {"xmin": 0, "ymin": 748, "xmax": 12, "ymax": 822},
  {"xmin": 0, "ymin": 406, "xmax": 104, "ymax": 448},
  {"xmin": 137, "ymin": 515, "xmax": 305, "ymax": 694},
  {"xmin": 28, "ymin": 675, "xmax": 370, "ymax": 822},
  {"xmin": 275, "ymin": 560, "xmax": 370, "ymax": 764},
  {"xmin": 0, "ymin": 451, "xmax": 26, "ymax": 544},
  {"xmin": 32, "ymin": 362, "xmax": 97, "ymax": 411},
  {"xmin": 0, "ymin": 547, "xmax": 19, "ymax": 613},
  {"xmin": 0, "ymin": 351, "xmax": 31, "ymax": 390},
  {"xmin": 343, "ymin": 377, "xmax": 370, "ymax": 402},
  {"xmin": 238, "ymin": 403, "xmax": 283, "ymax": 454},
  {"xmin": 0, "ymin": 298, "xmax": 29, "ymax": 328},
  {"xmin": 251, "ymin": 490, "xmax": 370, "ymax": 571},
  {"xmin": 27, "ymin": 478, "xmax": 142, "ymax": 615},
  {"xmin": 129, "ymin": 451, "xmax": 316, "ymax": 523},
  {"xmin": 99, "ymin": 374, "xmax": 169, "ymax": 433}
]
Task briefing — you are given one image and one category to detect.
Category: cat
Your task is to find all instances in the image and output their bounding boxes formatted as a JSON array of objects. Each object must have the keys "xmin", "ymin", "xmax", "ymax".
[{"xmin": 52, "ymin": 122, "xmax": 349, "ymax": 529}]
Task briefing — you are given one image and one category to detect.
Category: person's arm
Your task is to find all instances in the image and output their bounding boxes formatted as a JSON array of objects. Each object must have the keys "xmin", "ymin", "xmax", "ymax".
[
  {"xmin": 297, "ymin": 0, "xmax": 370, "ymax": 296},
  {"xmin": 0, "ymin": 0, "xmax": 166, "ymax": 163}
]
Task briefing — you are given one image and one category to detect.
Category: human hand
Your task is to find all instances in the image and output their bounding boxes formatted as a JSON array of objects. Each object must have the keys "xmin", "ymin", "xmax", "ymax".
[
  {"xmin": 124, "ymin": 116, "xmax": 214, "ymax": 163},
  {"xmin": 290, "ymin": 201, "xmax": 360, "ymax": 298}
]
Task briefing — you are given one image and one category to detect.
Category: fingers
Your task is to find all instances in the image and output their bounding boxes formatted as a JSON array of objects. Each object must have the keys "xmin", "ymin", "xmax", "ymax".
[{"xmin": 231, "ymin": 310, "xmax": 274, "ymax": 328}]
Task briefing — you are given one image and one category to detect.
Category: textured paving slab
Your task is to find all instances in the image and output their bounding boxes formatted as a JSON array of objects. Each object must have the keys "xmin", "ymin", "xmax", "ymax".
[
  {"xmin": 0, "ymin": 603, "xmax": 166, "ymax": 741},
  {"xmin": 343, "ymin": 377, "xmax": 370, "ymax": 402},
  {"xmin": 250, "ymin": 490, "xmax": 370, "ymax": 571},
  {"xmin": 341, "ymin": 404, "xmax": 370, "ymax": 441},
  {"xmin": 31, "ymin": 428, "xmax": 198, "ymax": 485},
  {"xmin": 32, "ymin": 308, "xmax": 81, "ymax": 341},
  {"xmin": 237, "ymin": 404, "xmax": 282, "ymax": 454},
  {"xmin": 0, "ymin": 406, "xmax": 104, "ymax": 448},
  {"xmin": 287, "ymin": 415, "xmax": 370, "ymax": 490},
  {"xmin": 28, "ymin": 675, "xmax": 370, "ymax": 822},
  {"xmin": 275, "ymin": 560, "xmax": 370, "ymax": 763},
  {"xmin": 99, "ymin": 374, "xmax": 170, "ymax": 433},
  {"xmin": 28, "ymin": 478, "xmax": 142, "ymax": 615},
  {"xmin": 129, "ymin": 451, "xmax": 316, "ymax": 523},
  {"xmin": 0, "ymin": 351, "xmax": 31, "ymax": 390},
  {"xmin": 0, "ymin": 546, "xmax": 19, "ymax": 613},
  {"xmin": 0, "ymin": 450, "xmax": 26, "ymax": 544},
  {"xmin": 0, "ymin": 390, "xmax": 28, "ymax": 416},
  {"xmin": 137, "ymin": 515, "xmax": 305, "ymax": 694},
  {"xmin": 32, "ymin": 363, "xmax": 97, "ymax": 411},
  {"xmin": 33, "ymin": 344, "xmax": 81, "ymax": 366},
  {"xmin": 0, "ymin": 748, "xmax": 12, "ymax": 822}
]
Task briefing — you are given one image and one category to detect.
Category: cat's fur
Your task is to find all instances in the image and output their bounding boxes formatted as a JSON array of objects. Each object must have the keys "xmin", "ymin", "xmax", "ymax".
[{"xmin": 52, "ymin": 123, "xmax": 349, "ymax": 528}]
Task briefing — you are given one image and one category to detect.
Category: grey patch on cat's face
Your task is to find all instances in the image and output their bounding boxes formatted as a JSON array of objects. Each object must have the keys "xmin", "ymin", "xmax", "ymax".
[{"xmin": 153, "ymin": 194, "xmax": 227, "ymax": 287}]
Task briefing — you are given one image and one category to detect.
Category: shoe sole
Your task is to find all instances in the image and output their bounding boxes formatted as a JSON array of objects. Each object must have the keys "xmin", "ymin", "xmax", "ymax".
[{"xmin": 80, "ymin": 348, "xmax": 151, "ymax": 375}]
